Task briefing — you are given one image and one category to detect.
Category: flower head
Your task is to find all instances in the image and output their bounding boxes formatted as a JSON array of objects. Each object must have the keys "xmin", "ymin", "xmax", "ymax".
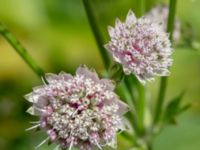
[
  {"xmin": 145, "ymin": 4, "xmax": 181, "ymax": 42},
  {"xmin": 105, "ymin": 10, "xmax": 173, "ymax": 84},
  {"xmin": 25, "ymin": 66, "xmax": 128, "ymax": 150}
]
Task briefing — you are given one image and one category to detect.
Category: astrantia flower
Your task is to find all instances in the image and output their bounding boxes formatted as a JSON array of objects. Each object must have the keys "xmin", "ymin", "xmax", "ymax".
[
  {"xmin": 145, "ymin": 5, "xmax": 181, "ymax": 42},
  {"xmin": 105, "ymin": 10, "xmax": 172, "ymax": 84},
  {"xmin": 25, "ymin": 66, "xmax": 128, "ymax": 150}
]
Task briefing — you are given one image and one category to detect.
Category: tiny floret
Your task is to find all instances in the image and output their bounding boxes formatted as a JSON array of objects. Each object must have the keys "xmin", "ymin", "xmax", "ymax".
[
  {"xmin": 25, "ymin": 66, "xmax": 128, "ymax": 150},
  {"xmin": 105, "ymin": 10, "xmax": 173, "ymax": 84}
]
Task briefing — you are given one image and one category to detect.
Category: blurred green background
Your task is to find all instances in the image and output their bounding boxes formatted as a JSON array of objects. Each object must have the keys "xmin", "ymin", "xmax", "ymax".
[{"xmin": 0, "ymin": 0, "xmax": 200, "ymax": 150}]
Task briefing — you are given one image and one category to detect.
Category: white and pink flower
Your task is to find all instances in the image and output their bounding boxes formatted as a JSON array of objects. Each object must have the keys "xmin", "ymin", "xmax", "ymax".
[
  {"xmin": 25, "ymin": 66, "xmax": 128, "ymax": 150},
  {"xmin": 105, "ymin": 10, "xmax": 173, "ymax": 84}
]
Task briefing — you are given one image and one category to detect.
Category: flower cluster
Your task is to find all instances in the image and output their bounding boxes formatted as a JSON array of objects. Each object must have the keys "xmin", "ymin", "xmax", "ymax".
[
  {"xmin": 145, "ymin": 5, "xmax": 181, "ymax": 42},
  {"xmin": 25, "ymin": 66, "xmax": 128, "ymax": 150},
  {"xmin": 105, "ymin": 10, "xmax": 172, "ymax": 84}
]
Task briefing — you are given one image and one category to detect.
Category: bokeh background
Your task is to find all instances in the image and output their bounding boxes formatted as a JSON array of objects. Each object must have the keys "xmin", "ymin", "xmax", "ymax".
[{"xmin": 0, "ymin": 0, "xmax": 200, "ymax": 150}]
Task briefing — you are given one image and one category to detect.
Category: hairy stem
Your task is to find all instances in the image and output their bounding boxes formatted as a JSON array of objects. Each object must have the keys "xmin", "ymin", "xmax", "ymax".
[
  {"xmin": 154, "ymin": 0, "xmax": 177, "ymax": 124},
  {"xmin": 82, "ymin": 0, "xmax": 110, "ymax": 70},
  {"xmin": 0, "ymin": 22, "xmax": 47, "ymax": 82}
]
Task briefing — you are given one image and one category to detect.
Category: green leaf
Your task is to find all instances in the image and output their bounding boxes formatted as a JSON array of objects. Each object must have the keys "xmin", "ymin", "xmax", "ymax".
[{"xmin": 163, "ymin": 91, "xmax": 190, "ymax": 124}]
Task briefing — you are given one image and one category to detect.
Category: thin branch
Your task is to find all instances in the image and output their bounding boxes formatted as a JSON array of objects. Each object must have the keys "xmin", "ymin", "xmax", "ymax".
[
  {"xmin": 138, "ymin": 0, "xmax": 146, "ymax": 17},
  {"xmin": 0, "ymin": 22, "xmax": 47, "ymax": 83},
  {"xmin": 154, "ymin": 0, "xmax": 177, "ymax": 124},
  {"xmin": 82, "ymin": 0, "xmax": 111, "ymax": 70}
]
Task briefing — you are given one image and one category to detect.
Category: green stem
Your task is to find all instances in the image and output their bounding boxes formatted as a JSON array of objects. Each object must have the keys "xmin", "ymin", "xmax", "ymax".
[
  {"xmin": 138, "ymin": 0, "xmax": 146, "ymax": 17},
  {"xmin": 125, "ymin": 75, "xmax": 145, "ymax": 135},
  {"xmin": 137, "ymin": 82, "xmax": 145, "ymax": 135},
  {"xmin": 167, "ymin": 0, "xmax": 177, "ymax": 40},
  {"xmin": 148, "ymin": 143, "xmax": 152, "ymax": 150},
  {"xmin": 124, "ymin": 76, "xmax": 136, "ymax": 106},
  {"xmin": 0, "ymin": 22, "xmax": 47, "ymax": 82},
  {"xmin": 82, "ymin": 0, "xmax": 110, "ymax": 70},
  {"xmin": 154, "ymin": 0, "xmax": 177, "ymax": 124},
  {"xmin": 117, "ymin": 82, "xmax": 139, "ymax": 132},
  {"xmin": 135, "ymin": 0, "xmax": 146, "ymax": 135}
]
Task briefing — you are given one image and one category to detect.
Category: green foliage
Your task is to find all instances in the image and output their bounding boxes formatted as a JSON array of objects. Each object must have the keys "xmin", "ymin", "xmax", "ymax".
[{"xmin": 163, "ymin": 91, "xmax": 190, "ymax": 124}]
